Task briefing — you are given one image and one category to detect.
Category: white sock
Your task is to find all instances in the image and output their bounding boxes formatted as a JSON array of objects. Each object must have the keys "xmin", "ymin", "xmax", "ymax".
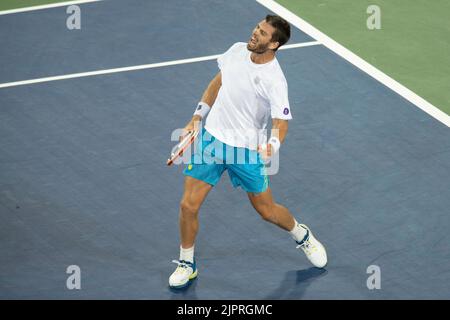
[
  {"xmin": 289, "ymin": 220, "xmax": 307, "ymax": 242},
  {"xmin": 179, "ymin": 245, "xmax": 194, "ymax": 263}
]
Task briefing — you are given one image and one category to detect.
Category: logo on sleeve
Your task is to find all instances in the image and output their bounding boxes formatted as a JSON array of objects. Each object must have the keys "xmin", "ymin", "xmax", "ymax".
[
  {"xmin": 283, "ymin": 108, "xmax": 290, "ymax": 115},
  {"xmin": 197, "ymin": 105, "xmax": 202, "ymax": 110}
]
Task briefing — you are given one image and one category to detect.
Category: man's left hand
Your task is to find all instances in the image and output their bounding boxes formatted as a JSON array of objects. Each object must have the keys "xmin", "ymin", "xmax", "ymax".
[{"xmin": 257, "ymin": 143, "xmax": 273, "ymax": 161}]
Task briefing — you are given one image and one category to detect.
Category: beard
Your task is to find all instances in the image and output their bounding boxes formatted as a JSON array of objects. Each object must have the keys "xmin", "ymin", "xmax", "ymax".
[{"xmin": 247, "ymin": 40, "xmax": 271, "ymax": 54}]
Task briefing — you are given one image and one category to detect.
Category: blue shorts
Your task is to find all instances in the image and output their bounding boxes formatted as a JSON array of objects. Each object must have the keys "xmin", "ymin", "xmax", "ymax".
[{"xmin": 183, "ymin": 128, "xmax": 269, "ymax": 193}]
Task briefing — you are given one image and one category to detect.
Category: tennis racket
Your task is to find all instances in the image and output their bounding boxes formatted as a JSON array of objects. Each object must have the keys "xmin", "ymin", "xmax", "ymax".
[{"xmin": 167, "ymin": 130, "xmax": 199, "ymax": 166}]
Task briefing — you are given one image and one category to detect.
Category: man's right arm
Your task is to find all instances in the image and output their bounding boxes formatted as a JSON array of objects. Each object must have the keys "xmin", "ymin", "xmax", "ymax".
[
  {"xmin": 200, "ymin": 71, "xmax": 222, "ymax": 108},
  {"xmin": 183, "ymin": 72, "xmax": 222, "ymax": 132}
]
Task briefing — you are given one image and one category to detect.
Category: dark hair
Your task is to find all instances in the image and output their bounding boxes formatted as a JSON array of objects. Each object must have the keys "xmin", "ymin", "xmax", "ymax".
[{"xmin": 265, "ymin": 14, "xmax": 291, "ymax": 50}]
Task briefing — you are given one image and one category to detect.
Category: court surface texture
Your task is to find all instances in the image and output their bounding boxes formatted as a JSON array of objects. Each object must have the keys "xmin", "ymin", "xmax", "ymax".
[{"xmin": 1, "ymin": 0, "xmax": 449, "ymax": 299}]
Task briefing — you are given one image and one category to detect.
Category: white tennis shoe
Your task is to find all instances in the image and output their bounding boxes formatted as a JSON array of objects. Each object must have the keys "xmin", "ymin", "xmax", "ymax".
[
  {"xmin": 169, "ymin": 259, "xmax": 198, "ymax": 289},
  {"xmin": 296, "ymin": 224, "xmax": 328, "ymax": 268}
]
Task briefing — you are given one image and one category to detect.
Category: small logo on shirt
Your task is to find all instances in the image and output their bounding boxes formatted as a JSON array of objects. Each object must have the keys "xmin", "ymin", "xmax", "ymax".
[
  {"xmin": 283, "ymin": 108, "xmax": 290, "ymax": 115},
  {"xmin": 197, "ymin": 105, "xmax": 202, "ymax": 110}
]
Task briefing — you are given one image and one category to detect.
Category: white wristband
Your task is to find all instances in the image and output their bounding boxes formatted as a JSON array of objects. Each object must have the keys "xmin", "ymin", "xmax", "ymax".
[
  {"xmin": 193, "ymin": 102, "xmax": 211, "ymax": 119},
  {"xmin": 268, "ymin": 136, "xmax": 281, "ymax": 154}
]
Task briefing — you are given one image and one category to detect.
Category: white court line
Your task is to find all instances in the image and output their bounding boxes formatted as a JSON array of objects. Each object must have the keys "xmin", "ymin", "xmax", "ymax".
[
  {"xmin": 279, "ymin": 41, "xmax": 321, "ymax": 50},
  {"xmin": 257, "ymin": 0, "xmax": 450, "ymax": 127},
  {"xmin": 0, "ymin": 0, "xmax": 102, "ymax": 15},
  {"xmin": 0, "ymin": 41, "xmax": 320, "ymax": 89}
]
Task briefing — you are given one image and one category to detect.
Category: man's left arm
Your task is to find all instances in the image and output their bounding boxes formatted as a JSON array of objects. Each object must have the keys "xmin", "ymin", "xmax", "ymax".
[{"xmin": 260, "ymin": 75, "xmax": 292, "ymax": 158}]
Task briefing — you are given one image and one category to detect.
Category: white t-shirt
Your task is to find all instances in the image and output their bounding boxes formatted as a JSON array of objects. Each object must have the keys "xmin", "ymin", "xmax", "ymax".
[{"xmin": 204, "ymin": 42, "xmax": 292, "ymax": 150}]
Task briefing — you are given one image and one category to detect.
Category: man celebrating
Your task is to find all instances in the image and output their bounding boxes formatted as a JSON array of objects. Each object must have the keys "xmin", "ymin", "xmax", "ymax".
[{"xmin": 169, "ymin": 15, "xmax": 327, "ymax": 289}]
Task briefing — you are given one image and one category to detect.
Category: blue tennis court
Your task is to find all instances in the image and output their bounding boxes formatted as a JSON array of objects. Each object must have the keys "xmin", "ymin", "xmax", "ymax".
[{"xmin": 1, "ymin": 0, "xmax": 449, "ymax": 299}]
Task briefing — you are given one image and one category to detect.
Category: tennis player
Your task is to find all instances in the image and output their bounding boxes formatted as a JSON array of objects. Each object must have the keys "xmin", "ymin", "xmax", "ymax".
[{"xmin": 169, "ymin": 15, "xmax": 327, "ymax": 289}]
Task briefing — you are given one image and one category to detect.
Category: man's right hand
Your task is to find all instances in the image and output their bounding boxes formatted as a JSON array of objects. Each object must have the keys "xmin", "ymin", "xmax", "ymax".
[{"xmin": 180, "ymin": 115, "xmax": 202, "ymax": 141}]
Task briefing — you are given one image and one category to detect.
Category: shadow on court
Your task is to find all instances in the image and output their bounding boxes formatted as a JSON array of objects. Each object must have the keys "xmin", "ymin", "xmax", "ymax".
[
  {"xmin": 1, "ymin": 0, "xmax": 449, "ymax": 300},
  {"xmin": 168, "ymin": 279, "xmax": 199, "ymax": 300},
  {"xmin": 167, "ymin": 268, "xmax": 327, "ymax": 300},
  {"xmin": 265, "ymin": 267, "xmax": 328, "ymax": 299}
]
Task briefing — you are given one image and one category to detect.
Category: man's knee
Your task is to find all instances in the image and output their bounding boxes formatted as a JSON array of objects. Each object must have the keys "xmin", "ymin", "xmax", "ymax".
[{"xmin": 180, "ymin": 198, "xmax": 201, "ymax": 217}]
